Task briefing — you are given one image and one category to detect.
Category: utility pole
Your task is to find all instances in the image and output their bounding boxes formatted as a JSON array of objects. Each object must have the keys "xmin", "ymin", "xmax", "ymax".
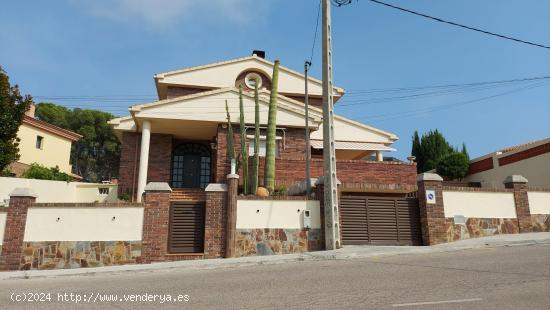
[
  {"xmin": 304, "ymin": 61, "xmax": 312, "ymax": 198},
  {"xmin": 322, "ymin": 0, "xmax": 340, "ymax": 250}
]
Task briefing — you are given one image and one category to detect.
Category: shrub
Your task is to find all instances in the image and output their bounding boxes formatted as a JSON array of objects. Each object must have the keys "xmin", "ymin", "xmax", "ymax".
[
  {"xmin": 436, "ymin": 152, "xmax": 469, "ymax": 180},
  {"xmin": 22, "ymin": 163, "xmax": 72, "ymax": 181}
]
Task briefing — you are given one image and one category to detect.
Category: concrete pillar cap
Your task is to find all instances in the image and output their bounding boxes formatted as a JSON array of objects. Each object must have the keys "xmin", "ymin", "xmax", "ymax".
[
  {"xmin": 144, "ymin": 182, "xmax": 172, "ymax": 192},
  {"xmin": 503, "ymin": 175, "xmax": 528, "ymax": 184},
  {"xmin": 416, "ymin": 173, "xmax": 443, "ymax": 182},
  {"xmin": 205, "ymin": 183, "xmax": 228, "ymax": 192},
  {"xmin": 227, "ymin": 174, "xmax": 240, "ymax": 179},
  {"xmin": 9, "ymin": 188, "xmax": 37, "ymax": 198}
]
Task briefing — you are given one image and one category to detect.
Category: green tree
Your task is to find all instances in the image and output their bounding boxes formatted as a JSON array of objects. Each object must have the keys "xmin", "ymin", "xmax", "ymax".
[
  {"xmin": 264, "ymin": 60, "xmax": 280, "ymax": 193},
  {"xmin": 461, "ymin": 143, "xmax": 470, "ymax": 161},
  {"xmin": 22, "ymin": 163, "xmax": 72, "ymax": 181},
  {"xmin": 0, "ymin": 67, "xmax": 32, "ymax": 172},
  {"xmin": 411, "ymin": 130, "xmax": 422, "ymax": 173},
  {"xmin": 35, "ymin": 103, "xmax": 120, "ymax": 182},
  {"xmin": 418, "ymin": 129, "xmax": 454, "ymax": 172},
  {"xmin": 33, "ymin": 102, "xmax": 70, "ymax": 128},
  {"xmin": 436, "ymin": 152, "xmax": 469, "ymax": 180}
]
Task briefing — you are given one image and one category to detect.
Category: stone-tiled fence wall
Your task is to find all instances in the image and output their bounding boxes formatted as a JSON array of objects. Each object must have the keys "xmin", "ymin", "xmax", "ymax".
[
  {"xmin": 0, "ymin": 188, "xmax": 144, "ymax": 271},
  {"xmin": 527, "ymin": 191, "xmax": 550, "ymax": 232},
  {"xmin": 235, "ymin": 197, "xmax": 322, "ymax": 257},
  {"xmin": 418, "ymin": 173, "xmax": 550, "ymax": 245}
]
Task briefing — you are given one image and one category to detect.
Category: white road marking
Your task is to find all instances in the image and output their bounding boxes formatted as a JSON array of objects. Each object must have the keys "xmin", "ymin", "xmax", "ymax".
[{"xmin": 392, "ymin": 298, "xmax": 483, "ymax": 307}]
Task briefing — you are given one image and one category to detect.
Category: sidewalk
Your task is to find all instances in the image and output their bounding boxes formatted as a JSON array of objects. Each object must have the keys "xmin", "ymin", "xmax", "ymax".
[{"xmin": 2, "ymin": 232, "xmax": 549, "ymax": 280}]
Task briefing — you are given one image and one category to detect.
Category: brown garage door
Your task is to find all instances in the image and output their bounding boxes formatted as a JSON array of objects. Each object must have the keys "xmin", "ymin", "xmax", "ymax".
[
  {"xmin": 168, "ymin": 203, "xmax": 205, "ymax": 253},
  {"xmin": 340, "ymin": 196, "xmax": 422, "ymax": 246}
]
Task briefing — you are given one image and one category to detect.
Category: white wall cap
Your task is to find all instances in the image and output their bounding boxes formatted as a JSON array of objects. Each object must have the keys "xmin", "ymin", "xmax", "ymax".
[
  {"xmin": 144, "ymin": 182, "xmax": 172, "ymax": 192},
  {"xmin": 416, "ymin": 173, "xmax": 443, "ymax": 182},
  {"xmin": 503, "ymin": 175, "xmax": 528, "ymax": 184},
  {"xmin": 205, "ymin": 183, "xmax": 228, "ymax": 192},
  {"xmin": 9, "ymin": 188, "xmax": 38, "ymax": 198}
]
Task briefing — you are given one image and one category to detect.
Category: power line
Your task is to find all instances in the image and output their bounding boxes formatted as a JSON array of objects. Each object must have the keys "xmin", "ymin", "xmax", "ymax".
[
  {"xmin": 359, "ymin": 81, "xmax": 550, "ymax": 122},
  {"xmin": 309, "ymin": 0, "xmax": 322, "ymax": 64},
  {"xmin": 345, "ymin": 76, "xmax": 550, "ymax": 94},
  {"xmin": 338, "ymin": 76, "xmax": 550, "ymax": 106},
  {"xmin": 368, "ymin": 0, "xmax": 550, "ymax": 51}
]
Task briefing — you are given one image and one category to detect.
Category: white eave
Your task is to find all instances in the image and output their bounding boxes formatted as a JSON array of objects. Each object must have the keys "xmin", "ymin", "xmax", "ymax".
[{"xmin": 310, "ymin": 139, "xmax": 396, "ymax": 152}]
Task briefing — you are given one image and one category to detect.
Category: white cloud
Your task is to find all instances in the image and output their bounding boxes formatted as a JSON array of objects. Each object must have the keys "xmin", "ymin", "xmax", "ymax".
[{"xmin": 81, "ymin": 0, "xmax": 269, "ymax": 29}]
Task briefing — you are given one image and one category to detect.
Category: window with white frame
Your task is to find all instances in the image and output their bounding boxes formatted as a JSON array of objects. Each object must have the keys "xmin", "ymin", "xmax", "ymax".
[{"xmin": 248, "ymin": 137, "xmax": 280, "ymax": 157}]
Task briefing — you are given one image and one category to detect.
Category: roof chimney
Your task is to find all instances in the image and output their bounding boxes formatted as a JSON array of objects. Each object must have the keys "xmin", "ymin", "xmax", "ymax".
[
  {"xmin": 252, "ymin": 50, "xmax": 266, "ymax": 59},
  {"xmin": 25, "ymin": 103, "xmax": 35, "ymax": 118}
]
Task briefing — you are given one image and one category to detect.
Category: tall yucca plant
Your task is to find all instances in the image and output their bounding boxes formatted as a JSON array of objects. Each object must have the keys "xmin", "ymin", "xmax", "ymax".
[
  {"xmin": 225, "ymin": 100, "xmax": 235, "ymax": 168},
  {"xmin": 250, "ymin": 83, "xmax": 260, "ymax": 195},
  {"xmin": 238, "ymin": 86, "xmax": 249, "ymax": 194},
  {"xmin": 264, "ymin": 60, "xmax": 280, "ymax": 193}
]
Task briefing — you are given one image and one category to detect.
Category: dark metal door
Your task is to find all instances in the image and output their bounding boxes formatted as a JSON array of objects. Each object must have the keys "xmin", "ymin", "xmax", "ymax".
[
  {"xmin": 168, "ymin": 203, "xmax": 205, "ymax": 253},
  {"xmin": 340, "ymin": 195, "xmax": 422, "ymax": 246}
]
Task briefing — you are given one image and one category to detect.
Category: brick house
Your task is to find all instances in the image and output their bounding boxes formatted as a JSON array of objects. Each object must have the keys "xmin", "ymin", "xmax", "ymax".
[{"xmin": 109, "ymin": 53, "xmax": 418, "ymax": 258}]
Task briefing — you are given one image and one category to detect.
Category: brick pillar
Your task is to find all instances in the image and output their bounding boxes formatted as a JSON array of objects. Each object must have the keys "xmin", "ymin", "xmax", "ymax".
[
  {"xmin": 504, "ymin": 175, "xmax": 532, "ymax": 233},
  {"xmin": 141, "ymin": 182, "xmax": 172, "ymax": 263},
  {"xmin": 417, "ymin": 173, "xmax": 446, "ymax": 245},
  {"xmin": 204, "ymin": 183, "xmax": 227, "ymax": 258},
  {"xmin": 0, "ymin": 188, "xmax": 37, "ymax": 271},
  {"xmin": 225, "ymin": 174, "xmax": 239, "ymax": 258}
]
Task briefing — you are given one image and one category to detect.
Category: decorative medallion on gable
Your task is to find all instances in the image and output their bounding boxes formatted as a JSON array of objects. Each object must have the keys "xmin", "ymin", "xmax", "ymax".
[{"xmin": 235, "ymin": 69, "xmax": 272, "ymax": 91}]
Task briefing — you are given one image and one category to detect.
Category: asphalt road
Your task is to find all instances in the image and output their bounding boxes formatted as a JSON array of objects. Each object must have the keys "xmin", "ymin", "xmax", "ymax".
[{"xmin": 1, "ymin": 244, "xmax": 549, "ymax": 310}]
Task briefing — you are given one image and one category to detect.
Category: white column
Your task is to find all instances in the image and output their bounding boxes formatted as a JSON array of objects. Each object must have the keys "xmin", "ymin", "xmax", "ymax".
[
  {"xmin": 376, "ymin": 150, "xmax": 383, "ymax": 162},
  {"xmin": 136, "ymin": 120, "xmax": 151, "ymax": 202}
]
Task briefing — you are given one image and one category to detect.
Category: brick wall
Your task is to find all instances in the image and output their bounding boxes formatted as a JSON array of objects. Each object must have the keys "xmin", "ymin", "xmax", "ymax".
[
  {"xmin": 170, "ymin": 188, "xmax": 206, "ymax": 201},
  {"xmin": 215, "ymin": 124, "xmax": 416, "ymax": 191},
  {"xmin": 204, "ymin": 190, "xmax": 227, "ymax": 258},
  {"xmin": 214, "ymin": 125, "xmax": 307, "ymax": 184},
  {"xmin": 118, "ymin": 132, "xmax": 173, "ymax": 200}
]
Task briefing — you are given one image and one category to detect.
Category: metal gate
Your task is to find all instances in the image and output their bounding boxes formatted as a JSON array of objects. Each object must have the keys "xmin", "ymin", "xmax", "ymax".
[
  {"xmin": 168, "ymin": 203, "xmax": 205, "ymax": 253},
  {"xmin": 340, "ymin": 195, "xmax": 422, "ymax": 246}
]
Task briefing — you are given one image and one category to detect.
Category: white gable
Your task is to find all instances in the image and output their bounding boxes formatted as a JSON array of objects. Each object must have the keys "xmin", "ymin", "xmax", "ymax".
[
  {"xmin": 132, "ymin": 88, "xmax": 321, "ymax": 129},
  {"xmin": 155, "ymin": 56, "xmax": 344, "ymax": 97}
]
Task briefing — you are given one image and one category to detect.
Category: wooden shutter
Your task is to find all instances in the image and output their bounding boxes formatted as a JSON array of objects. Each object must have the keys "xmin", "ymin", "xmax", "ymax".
[{"xmin": 168, "ymin": 203, "xmax": 205, "ymax": 253}]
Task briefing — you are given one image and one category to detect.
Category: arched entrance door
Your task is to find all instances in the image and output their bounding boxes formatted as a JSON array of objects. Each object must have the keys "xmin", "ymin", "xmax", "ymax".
[{"xmin": 171, "ymin": 143, "xmax": 211, "ymax": 188}]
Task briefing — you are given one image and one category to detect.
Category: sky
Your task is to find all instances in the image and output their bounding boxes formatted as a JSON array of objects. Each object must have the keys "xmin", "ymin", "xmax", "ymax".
[{"xmin": 1, "ymin": 0, "xmax": 549, "ymax": 160}]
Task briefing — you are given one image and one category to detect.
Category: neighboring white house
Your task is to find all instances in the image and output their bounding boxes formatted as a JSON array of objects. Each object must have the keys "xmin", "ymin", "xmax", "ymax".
[{"xmin": 464, "ymin": 137, "xmax": 550, "ymax": 188}]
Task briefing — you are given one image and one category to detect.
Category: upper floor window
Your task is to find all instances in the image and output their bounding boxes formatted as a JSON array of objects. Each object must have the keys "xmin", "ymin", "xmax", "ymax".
[
  {"xmin": 36, "ymin": 136, "xmax": 44, "ymax": 149},
  {"xmin": 248, "ymin": 137, "xmax": 280, "ymax": 157},
  {"xmin": 245, "ymin": 72, "xmax": 262, "ymax": 89}
]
